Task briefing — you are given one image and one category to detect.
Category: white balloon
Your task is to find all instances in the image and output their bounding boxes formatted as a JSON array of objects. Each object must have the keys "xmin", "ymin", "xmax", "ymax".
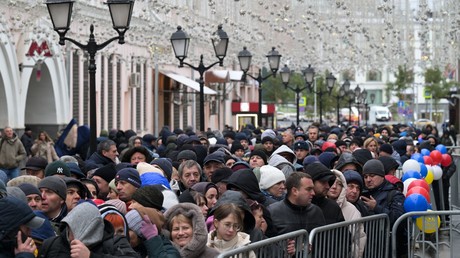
[
  {"xmin": 432, "ymin": 165, "xmax": 443, "ymax": 180},
  {"xmin": 402, "ymin": 160, "xmax": 421, "ymax": 173},
  {"xmin": 403, "ymin": 178, "xmax": 417, "ymax": 195}
]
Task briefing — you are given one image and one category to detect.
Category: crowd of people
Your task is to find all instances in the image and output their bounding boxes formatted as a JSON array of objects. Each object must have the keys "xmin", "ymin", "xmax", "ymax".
[{"xmin": 0, "ymin": 122, "xmax": 456, "ymax": 257}]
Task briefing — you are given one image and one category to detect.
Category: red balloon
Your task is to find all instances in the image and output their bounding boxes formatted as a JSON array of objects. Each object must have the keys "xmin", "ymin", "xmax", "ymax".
[
  {"xmin": 423, "ymin": 156, "xmax": 433, "ymax": 166},
  {"xmin": 441, "ymin": 154, "xmax": 452, "ymax": 167},
  {"xmin": 430, "ymin": 150, "xmax": 442, "ymax": 165},
  {"xmin": 406, "ymin": 186, "xmax": 431, "ymax": 202},
  {"xmin": 408, "ymin": 179, "xmax": 430, "ymax": 193}
]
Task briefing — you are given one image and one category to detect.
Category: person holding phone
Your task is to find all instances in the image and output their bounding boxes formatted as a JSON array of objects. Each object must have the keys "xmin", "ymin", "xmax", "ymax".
[{"xmin": 0, "ymin": 196, "xmax": 45, "ymax": 257}]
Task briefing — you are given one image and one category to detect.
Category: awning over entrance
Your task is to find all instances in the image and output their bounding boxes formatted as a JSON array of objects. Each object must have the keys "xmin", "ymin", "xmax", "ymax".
[
  {"xmin": 204, "ymin": 70, "xmax": 244, "ymax": 85},
  {"xmin": 163, "ymin": 72, "xmax": 217, "ymax": 95}
]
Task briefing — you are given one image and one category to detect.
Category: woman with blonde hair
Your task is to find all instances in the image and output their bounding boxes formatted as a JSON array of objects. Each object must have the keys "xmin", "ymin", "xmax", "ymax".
[
  {"xmin": 363, "ymin": 137, "xmax": 378, "ymax": 158},
  {"xmin": 31, "ymin": 131, "xmax": 58, "ymax": 163}
]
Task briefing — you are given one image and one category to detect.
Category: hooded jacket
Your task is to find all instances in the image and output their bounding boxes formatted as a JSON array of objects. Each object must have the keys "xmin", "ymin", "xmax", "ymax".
[
  {"xmin": 39, "ymin": 202, "xmax": 138, "ymax": 258},
  {"xmin": 268, "ymin": 145, "xmax": 296, "ymax": 177},
  {"xmin": 225, "ymin": 171, "xmax": 277, "ymax": 238},
  {"xmin": 331, "ymin": 170, "xmax": 366, "ymax": 258},
  {"xmin": 163, "ymin": 203, "xmax": 219, "ymax": 258},
  {"xmin": 0, "ymin": 134, "xmax": 26, "ymax": 169},
  {"xmin": 334, "ymin": 153, "xmax": 362, "ymax": 173}
]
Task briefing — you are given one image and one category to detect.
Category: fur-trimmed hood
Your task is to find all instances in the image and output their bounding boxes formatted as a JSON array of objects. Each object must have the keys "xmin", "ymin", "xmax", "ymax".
[{"xmin": 163, "ymin": 203, "xmax": 219, "ymax": 258}]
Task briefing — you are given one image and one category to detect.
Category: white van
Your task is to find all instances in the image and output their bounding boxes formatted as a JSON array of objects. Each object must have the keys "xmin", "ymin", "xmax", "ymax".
[{"xmin": 368, "ymin": 106, "xmax": 392, "ymax": 124}]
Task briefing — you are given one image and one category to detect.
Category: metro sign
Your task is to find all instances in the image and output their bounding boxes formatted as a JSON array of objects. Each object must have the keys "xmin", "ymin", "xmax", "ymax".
[{"xmin": 26, "ymin": 40, "xmax": 52, "ymax": 57}]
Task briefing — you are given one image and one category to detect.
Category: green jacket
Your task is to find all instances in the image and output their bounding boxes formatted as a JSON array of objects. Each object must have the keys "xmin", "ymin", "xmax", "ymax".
[{"xmin": 144, "ymin": 235, "xmax": 180, "ymax": 258}]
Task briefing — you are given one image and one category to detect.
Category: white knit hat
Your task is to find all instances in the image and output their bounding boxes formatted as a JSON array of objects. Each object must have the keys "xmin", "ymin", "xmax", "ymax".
[
  {"xmin": 136, "ymin": 162, "xmax": 164, "ymax": 176},
  {"xmin": 259, "ymin": 165, "xmax": 286, "ymax": 190}
]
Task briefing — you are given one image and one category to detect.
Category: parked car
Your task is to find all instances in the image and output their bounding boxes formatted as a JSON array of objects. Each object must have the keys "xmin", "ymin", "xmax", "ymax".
[{"xmin": 413, "ymin": 119, "xmax": 436, "ymax": 128}]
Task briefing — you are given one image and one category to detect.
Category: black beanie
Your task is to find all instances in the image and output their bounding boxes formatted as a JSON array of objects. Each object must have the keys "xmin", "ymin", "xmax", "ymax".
[
  {"xmin": 249, "ymin": 150, "xmax": 268, "ymax": 165},
  {"xmin": 92, "ymin": 163, "xmax": 117, "ymax": 183},
  {"xmin": 379, "ymin": 144, "xmax": 393, "ymax": 155},
  {"xmin": 132, "ymin": 185, "xmax": 164, "ymax": 211}
]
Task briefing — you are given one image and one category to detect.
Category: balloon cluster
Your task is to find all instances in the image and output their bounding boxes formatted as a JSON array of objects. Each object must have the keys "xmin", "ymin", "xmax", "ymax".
[{"xmin": 401, "ymin": 144, "xmax": 451, "ymax": 233}]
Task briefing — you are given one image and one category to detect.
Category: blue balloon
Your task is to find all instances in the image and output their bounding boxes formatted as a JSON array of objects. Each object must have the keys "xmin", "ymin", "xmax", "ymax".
[
  {"xmin": 404, "ymin": 193, "xmax": 429, "ymax": 216},
  {"xmin": 418, "ymin": 163, "xmax": 428, "ymax": 178},
  {"xmin": 421, "ymin": 148, "xmax": 431, "ymax": 157},
  {"xmin": 435, "ymin": 144, "xmax": 447, "ymax": 155},
  {"xmin": 402, "ymin": 170, "xmax": 422, "ymax": 182},
  {"xmin": 411, "ymin": 153, "xmax": 424, "ymax": 163}
]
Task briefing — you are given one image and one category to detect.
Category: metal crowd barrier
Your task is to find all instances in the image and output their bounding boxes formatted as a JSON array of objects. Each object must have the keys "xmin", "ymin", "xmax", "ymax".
[
  {"xmin": 450, "ymin": 152, "xmax": 460, "ymax": 209},
  {"xmin": 217, "ymin": 229, "xmax": 308, "ymax": 258},
  {"xmin": 308, "ymin": 214, "xmax": 390, "ymax": 258},
  {"xmin": 391, "ymin": 210, "xmax": 460, "ymax": 258}
]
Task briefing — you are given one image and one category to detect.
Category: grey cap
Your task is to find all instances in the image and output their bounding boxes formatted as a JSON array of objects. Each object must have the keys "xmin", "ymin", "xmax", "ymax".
[
  {"xmin": 38, "ymin": 176, "xmax": 67, "ymax": 200},
  {"xmin": 362, "ymin": 159, "xmax": 385, "ymax": 177}
]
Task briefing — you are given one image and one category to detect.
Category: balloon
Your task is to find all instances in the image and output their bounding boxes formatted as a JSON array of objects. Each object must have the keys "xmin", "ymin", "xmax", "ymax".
[
  {"xmin": 435, "ymin": 144, "xmax": 447, "ymax": 154},
  {"xmin": 416, "ymin": 213, "xmax": 441, "ymax": 233},
  {"xmin": 423, "ymin": 156, "xmax": 433, "ymax": 166},
  {"xmin": 402, "ymin": 170, "xmax": 422, "ymax": 182},
  {"xmin": 431, "ymin": 165, "xmax": 443, "ymax": 180},
  {"xmin": 418, "ymin": 163, "xmax": 428, "ymax": 178},
  {"xmin": 411, "ymin": 153, "xmax": 424, "ymax": 163},
  {"xmin": 441, "ymin": 154, "xmax": 452, "ymax": 167},
  {"xmin": 406, "ymin": 186, "xmax": 430, "ymax": 202},
  {"xmin": 425, "ymin": 170, "xmax": 434, "ymax": 184},
  {"xmin": 403, "ymin": 178, "xmax": 417, "ymax": 195},
  {"xmin": 404, "ymin": 193, "xmax": 429, "ymax": 214},
  {"xmin": 421, "ymin": 148, "xmax": 431, "ymax": 156},
  {"xmin": 402, "ymin": 160, "xmax": 421, "ymax": 173},
  {"xmin": 408, "ymin": 179, "xmax": 430, "ymax": 193},
  {"xmin": 430, "ymin": 150, "xmax": 442, "ymax": 165}
]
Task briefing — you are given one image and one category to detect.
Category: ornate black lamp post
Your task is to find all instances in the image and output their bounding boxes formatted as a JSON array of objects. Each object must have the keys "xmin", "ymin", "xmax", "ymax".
[
  {"xmin": 46, "ymin": 0, "xmax": 135, "ymax": 155},
  {"xmin": 335, "ymin": 87, "xmax": 346, "ymax": 125},
  {"xmin": 238, "ymin": 47, "xmax": 281, "ymax": 127},
  {"xmin": 302, "ymin": 65, "xmax": 336, "ymax": 124},
  {"xmin": 347, "ymin": 89, "xmax": 356, "ymax": 126},
  {"xmin": 279, "ymin": 64, "xmax": 310, "ymax": 126},
  {"xmin": 170, "ymin": 25, "xmax": 229, "ymax": 132}
]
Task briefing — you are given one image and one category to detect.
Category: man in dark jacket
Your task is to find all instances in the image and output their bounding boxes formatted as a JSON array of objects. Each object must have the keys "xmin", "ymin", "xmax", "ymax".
[
  {"xmin": 305, "ymin": 162, "xmax": 345, "ymax": 224},
  {"xmin": 85, "ymin": 140, "xmax": 118, "ymax": 171},
  {"xmin": 0, "ymin": 196, "xmax": 45, "ymax": 258},
  {"xmin": 39, "ymin": 202, "xmax": 139, "ymax": 257},
  {"xmin": 268, "ymin": 172, "xmax": 325, "ymax": 234}
]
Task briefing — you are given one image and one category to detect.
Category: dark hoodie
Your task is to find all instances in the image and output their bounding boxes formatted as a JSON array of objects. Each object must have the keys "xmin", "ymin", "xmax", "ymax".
[
  {"xmin": 222, "ymin": 170, "xmax": 278, "ymax": 238},
  {"xmin": 334, "ymin": 152, "xmax": 362, "ymax": 173}
]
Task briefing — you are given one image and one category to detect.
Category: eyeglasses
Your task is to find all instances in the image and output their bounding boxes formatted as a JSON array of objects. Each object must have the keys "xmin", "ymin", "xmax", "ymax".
[{"xmin": 218, "ymin": 220, "xmax": 242, "ymax": 232}]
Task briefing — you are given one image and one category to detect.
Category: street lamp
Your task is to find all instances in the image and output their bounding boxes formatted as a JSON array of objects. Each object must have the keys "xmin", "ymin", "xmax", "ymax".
[
  {"xmin": 238, "ymin": 47, "xmax": 281, "ymax": 127},
  {"xmin": 280, "ymin": 65, "xmax": 310, "ymax": 126},
  {"xmin": 361, "ymin": 89, "xmax": 368, "ymax": 126},
  {"xmin": 170, "ymin": 25, "xmax": 229, "ymax": 132},
  {"xmin": 335, "ymin": 87, "xmax": 346, "ymax": 125},
  {"xmin": 347, "ymin": 89, "xmax": 356, "ymax": 126},
  {"xmin": 46, "ymin": 0, "xmax": 135, "ymax": 155},
  {"xmin": 303, "ymin": 64, "xmax": 336, "ymax": 124}
]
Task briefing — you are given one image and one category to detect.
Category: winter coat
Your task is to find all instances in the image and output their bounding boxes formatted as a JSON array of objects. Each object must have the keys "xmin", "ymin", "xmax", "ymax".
[
  {"xmin": 143, "ymin": 235, "xmax": 181, "ymax": 258},
  {"xmin": 31, "ymin": 140, "xmax": 59, "ymax": 163},
  {"xmin": 311, "ymin": 195, "xmax": 345, "ymax": 225},
  {"xmin": 331, "ymin": 170, "xmax": 366, "ymax": 258},
  {"xmin": 225, "ymin": 170, "xmax": 277, "ymax": 237},
  {"xmin": 0, "ymin": 134, "xmax": 26, "ymax": 169},
  {"xmin": 39, "ymin": 202, "xmax": 138, "ymax": 258},
  {"xmin": 163, "ymin": 203, "xmax": 220, "ymax": 258},
  {"xmin": 361, "ymin": 179, "xmax": 405, "ymax": 226},
  {"xmin": 267, "ymin": 198, "xmax": 326, "ymax": 235},
  {"xmin": 207, "ymin": 231, "xmax": 255, "ymax": 258},
  {"xmin": 268, "ymin": 145, "xmax": 297, "ymax": 177},
  {"xmin": 85, "ymin": 152, "xmax": 115, "ymax": 170}
]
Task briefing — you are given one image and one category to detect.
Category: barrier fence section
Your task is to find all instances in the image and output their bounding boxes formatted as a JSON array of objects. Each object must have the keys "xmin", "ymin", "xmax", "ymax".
[
  {"xmin": 450, "ymin": 152, "xmax": 460, "ymax": 209},
  {"xmin": 391, "ymin": 210, "xmax": 460, "ymax": 258},
  {"xmin": 217, "ymin": 229, "xmax": 308, "ymax": 258},
  {"xmin": 308, "ymin": 214, "xmax": 390, "ymax": 258}
]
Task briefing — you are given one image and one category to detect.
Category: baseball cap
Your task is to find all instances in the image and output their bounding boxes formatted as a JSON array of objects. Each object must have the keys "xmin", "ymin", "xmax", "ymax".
[
  {"xmin": 44, "ymin": 160, "xmax": 71, "ymax": 177},
  {"xmin": 293, "ymin": 141, "xmax": 309, "ymax": 151}
]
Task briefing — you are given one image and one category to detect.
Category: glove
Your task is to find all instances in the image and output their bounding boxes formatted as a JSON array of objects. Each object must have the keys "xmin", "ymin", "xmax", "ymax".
[{"xmin": 140, "ymin": 215, "xmax": 158, "ymax": 240}]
